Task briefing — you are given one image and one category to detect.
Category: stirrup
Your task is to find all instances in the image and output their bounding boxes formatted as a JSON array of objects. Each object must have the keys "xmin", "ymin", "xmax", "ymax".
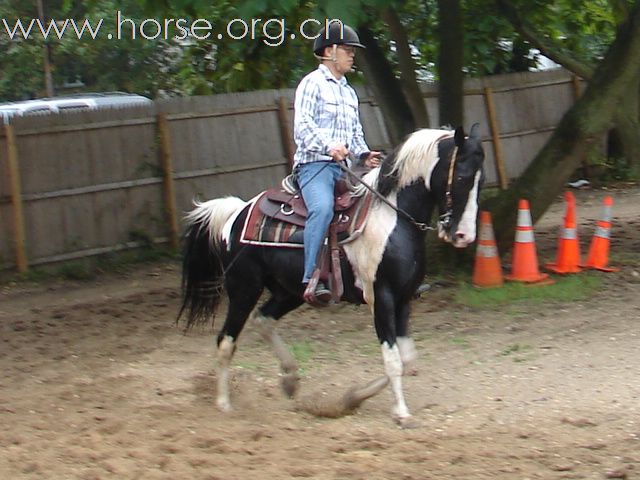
[{"xmin": 303, "ymin": 275, "xmax": 331, "ymax": 307}]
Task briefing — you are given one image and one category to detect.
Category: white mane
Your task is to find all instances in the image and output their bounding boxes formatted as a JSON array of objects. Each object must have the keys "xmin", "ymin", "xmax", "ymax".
[{"xmin": 388, "ymin": 128, "xmax": 454, "ymax": 191}]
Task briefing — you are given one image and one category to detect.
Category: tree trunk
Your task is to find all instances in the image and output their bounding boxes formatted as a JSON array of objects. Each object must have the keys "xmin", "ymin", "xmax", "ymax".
[
  {"xmin": 496, "ymin": 0, "xmax": 640, "ymax": 184},
  {"xmin": 437, "ymin": 0, "xmax": 464, "ymax": 127},
  {"xmin": 357, "ymin": 26, "xmax": 416, "ymax": 145},
  {"xmin": 609, "ymin": 76, "xmax": 640, "ymax": 178},
  {"xmin": 383, "ymin": 8, "xmax": 430, "ymax": 128},
  {"xmin": 487, "ymin": 4, "xmax": 640, "ymax": 251}
]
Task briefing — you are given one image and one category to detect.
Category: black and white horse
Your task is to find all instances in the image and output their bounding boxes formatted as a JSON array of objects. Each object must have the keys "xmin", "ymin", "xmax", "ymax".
[{"xmin": 179, "ymin": 125, "xmax": 484, "ymax": 426}]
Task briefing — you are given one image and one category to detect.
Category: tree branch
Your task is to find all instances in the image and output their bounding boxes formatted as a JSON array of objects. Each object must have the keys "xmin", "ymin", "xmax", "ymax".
[
  {"xmin": 608, "ymin": 0, "xmax": 630, "ymax": 24},
  {"xmin": 357, "ymin": 26, "xmax": 416, "ymax": 144},
  {"xmin": 382, "ymin": 7, "xmax": 430, "ymax": 128},
  {"xmin": 495, "ymin": 0, "xmax": 594, "ymax": 79}
]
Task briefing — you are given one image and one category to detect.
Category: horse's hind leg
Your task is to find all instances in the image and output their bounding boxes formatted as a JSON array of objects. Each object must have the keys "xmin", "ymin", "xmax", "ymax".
[
  {"xmin": 216, "ymin": 283, "xmax": 263, "ymax": 412},
  {"xmin": 254, "ymin": 294, "xmax": 303, "ymax": 398}
]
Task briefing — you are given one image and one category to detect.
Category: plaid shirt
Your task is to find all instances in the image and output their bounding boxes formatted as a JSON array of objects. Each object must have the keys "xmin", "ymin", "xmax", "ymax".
[{"xmin": 293, "ymin": 64, "xmax": 371, "ymax": 166}]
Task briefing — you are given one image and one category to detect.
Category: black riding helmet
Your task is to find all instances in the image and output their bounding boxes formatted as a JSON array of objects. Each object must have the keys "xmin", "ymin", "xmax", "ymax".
[{"xmin": 313, "ymin": 21, "xmax": 365, "ymax": 56}]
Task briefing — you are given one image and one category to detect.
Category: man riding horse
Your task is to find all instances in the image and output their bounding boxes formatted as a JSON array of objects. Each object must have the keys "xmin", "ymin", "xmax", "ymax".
[{"xmin": 293, "ymin": 20, "xmax": 381, "ymax": 304}]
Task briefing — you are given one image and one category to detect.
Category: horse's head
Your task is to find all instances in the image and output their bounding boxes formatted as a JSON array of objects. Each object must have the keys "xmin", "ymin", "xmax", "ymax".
[{"xmin": 432, "ymin": 123, "xmax": 485, "ymax": 248}]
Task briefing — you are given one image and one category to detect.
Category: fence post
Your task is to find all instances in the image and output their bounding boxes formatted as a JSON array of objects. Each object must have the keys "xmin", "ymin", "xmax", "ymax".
[
  {"xmin": 4, "ymin": 123, "xmax": 28, "ymax": 273},
  {"xmin": 483, "ymin": 86, "xmax": 509, "ymax": 190},
  {"xmin": 157, "ymin": 113, "xmax": 179, "ymax": 250},
  {"xmin": 276, "ymin": 96, "xmax": 295, "ymax": 172},
  {"xmin": 571, "ymin": 75, "xmax": 582, "ymax": 99}
]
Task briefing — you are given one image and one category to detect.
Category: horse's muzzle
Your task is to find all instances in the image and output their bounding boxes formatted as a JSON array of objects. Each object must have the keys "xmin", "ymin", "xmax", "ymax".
[
  {"xmin": 438, "ymin": 223, "xmax": 475, "ymax": 248},
  {"xmin": 452, "ymin": 231, "xmax": 475, "ymax": 248}
]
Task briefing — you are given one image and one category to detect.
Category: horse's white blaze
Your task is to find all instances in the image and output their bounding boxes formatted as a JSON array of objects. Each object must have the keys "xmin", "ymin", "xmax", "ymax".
[
  {"xmin": 343, "ymin": 170, "xmax": 398, "ymax": 306},
  {"xmin": 381, "ymin": 342, "xmax": 410, "ymax": 420},
  {"xmin": 452, "ymin": 170, "xmax": 482, "ymax": 247},
  {"xmin": 185, "ymin": 196, "xmax": 246, "ymax": 247},
  {"xmin": 216, "ymin": 335, "xmax": 235, "ymax": 412},
  {"xmin": 390, "ymin": 129, "xmax": 454, "ymax": 191}
]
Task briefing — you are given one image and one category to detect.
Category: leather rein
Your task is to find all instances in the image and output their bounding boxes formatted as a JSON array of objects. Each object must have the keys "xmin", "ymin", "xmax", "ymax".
[{"xmin": 337, "ymin": 145, "xmax": 459, "ymax": 233}]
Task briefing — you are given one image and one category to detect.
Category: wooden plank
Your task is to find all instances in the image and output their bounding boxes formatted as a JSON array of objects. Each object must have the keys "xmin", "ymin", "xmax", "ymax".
[
  {"xmin": 157, "ymin": 113, "xmax": 179, "ymax": 250},
  {"xmin": 167, "ymin": 105, "xmax": 279, "ymax": 122},
  {"xmin": 483, "ymin": 86, "xmax": 509, "ymax": 190},
  {"xmin": 16, "ymin": 117, "xmax": 156, "ymax": 136},
  {"xmin": 27, "ymin": 236, "xmax": 169, "ymax": 266},
  {"xmin": 276, "ymin": 96, "xmax": 295, "ymax": 172},
  {"xmin": 4, "ymin": 124, "xmax": 28, "ymax": 272}
]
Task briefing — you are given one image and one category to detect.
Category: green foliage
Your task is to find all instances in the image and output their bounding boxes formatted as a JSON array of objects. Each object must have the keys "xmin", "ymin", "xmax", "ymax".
[
  {"xmin": 0, "ymin": 0, "xmax": 621, "ymax": 100},
  {"xmin": 0, "ymin": 0, "xmax": 179, "ymax": 100}
]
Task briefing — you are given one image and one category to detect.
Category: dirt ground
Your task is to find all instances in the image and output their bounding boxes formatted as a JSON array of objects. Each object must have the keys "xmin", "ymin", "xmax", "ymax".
[{"xmin": 1, "ymin": 185, "xmax": 639, "ymax": 480}]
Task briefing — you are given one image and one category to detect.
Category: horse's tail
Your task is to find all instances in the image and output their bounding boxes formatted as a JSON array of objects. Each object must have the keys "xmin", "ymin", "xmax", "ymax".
[{"xmin": 178, "ymin": 196, "xmax": 247, "ymax": 330}]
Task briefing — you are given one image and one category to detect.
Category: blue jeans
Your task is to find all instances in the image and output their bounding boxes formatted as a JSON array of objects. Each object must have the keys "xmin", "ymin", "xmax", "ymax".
[{"xmin": 296, "ymin": 161, "xmax": 343, "ymax": 283}]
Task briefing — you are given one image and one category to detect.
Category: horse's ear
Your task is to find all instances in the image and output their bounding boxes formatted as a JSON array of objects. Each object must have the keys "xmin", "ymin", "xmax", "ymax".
[
  {"xmin": 469, "ymin": 123, "xmax": 480, "ymax": 139},
  {"xmin": 454, "ymin": 126, "xmax": 465, "ymax": 147}
]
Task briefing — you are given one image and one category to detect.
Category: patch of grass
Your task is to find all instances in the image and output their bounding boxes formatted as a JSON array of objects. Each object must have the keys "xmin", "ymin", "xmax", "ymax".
[
  {"xmin": 235, "ymin": 360, "xmax": 261, "ymax": 371},
  {"xmin": 499, "ymin": 343, "xmax": 531, "ymax": 356},
  {"xmin": 356, "ymin": 341, "xmax": 379, "ymax": 357},
  {"xmin": 56, "ymin": 261, "xmax": 96, "ymax": 281},
  {"xmin": 289, "ymin": 341, "xmax": 315, "ymax": 374},
  {"xmin": 455, "ymin": 273, "xmax": 602, "ymax": 309},
  {"xmin": 499, "ymin": 343, "xmax": 536, "ymax": 363},
  {"xmin": 450, "ymin": 337, "xmax": 470, "ymax": 349}
]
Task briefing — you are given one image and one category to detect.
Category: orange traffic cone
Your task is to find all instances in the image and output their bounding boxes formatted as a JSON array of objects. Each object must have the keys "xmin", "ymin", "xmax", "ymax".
[
  {"xmin": 505, "ymin": 199, "xmax": 554, "ymax": 285},
  {"xmin": 473, "ymin": 211, "xmax": 503, "ymax": 288},
  {"xmin": 545, "ymin": 191, "xmax": 582, "ymax": 274},
  {"xmin": 581, "ymin": 196, "xmax": 619, "ymax": 272}
]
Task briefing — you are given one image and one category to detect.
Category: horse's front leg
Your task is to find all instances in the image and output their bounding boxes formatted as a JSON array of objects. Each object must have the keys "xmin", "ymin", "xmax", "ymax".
[
  {"xmin": 374, "ymin": 287, "xmax": 416, "ymax": 427},
  {"xmin": 396, "ymin": 301, "xmax": 418, "ymax": 376}
]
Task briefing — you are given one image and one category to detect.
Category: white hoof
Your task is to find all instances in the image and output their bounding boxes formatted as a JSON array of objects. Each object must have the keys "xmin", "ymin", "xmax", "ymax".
[
  {"xmin": 403, "ymin": 360, "xmax": 419, "ymax": 376},
  {"xmin": 217, "ymin": 399, "xmax": 232, "ymax": 412},
  {"xmin": 393, "ymin": 414, "xmax": 421, "ymax": 429}
]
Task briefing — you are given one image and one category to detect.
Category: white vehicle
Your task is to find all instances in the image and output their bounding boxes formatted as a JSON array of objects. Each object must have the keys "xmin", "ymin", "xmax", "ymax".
[{"xmin": 0, "ymin": 92, "xmax": 152, "ymax": 123}]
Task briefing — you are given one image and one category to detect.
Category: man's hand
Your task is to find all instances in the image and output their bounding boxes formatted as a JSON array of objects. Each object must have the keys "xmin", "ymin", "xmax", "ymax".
[
  {"xmin": 328, "ymin": 144, "xmax": 349, "ymax": 162},
  {"xmin": 364, "ymin": 151, "xmax": 381, "ymax": 168}
]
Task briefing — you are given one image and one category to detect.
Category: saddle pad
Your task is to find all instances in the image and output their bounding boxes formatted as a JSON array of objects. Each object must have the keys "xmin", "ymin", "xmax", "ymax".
[{"xmin": 239, "ymin": 191, "xmax": 373, "ymax": 248}]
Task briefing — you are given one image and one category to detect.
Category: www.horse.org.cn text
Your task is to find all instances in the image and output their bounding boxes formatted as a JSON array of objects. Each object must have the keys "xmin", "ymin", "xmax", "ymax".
[{"xmin": 1, "ymin": 13, "xmax": 345, "ymax": 47}]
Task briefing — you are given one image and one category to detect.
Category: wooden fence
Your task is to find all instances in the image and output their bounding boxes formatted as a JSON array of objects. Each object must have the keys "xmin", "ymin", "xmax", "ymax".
[{"xmin": 0, "ymin": 68, "xmax": 582, "ymax": 272}]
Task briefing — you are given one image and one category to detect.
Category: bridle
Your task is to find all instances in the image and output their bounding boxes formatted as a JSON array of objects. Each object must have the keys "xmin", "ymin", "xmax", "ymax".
[
  {"xmin": 335, "ymin": 144, "xmax": 461, "ymax": 233},
  {"xmin": 439, "ymin": 145, "xmax": 459, "ymax": 232}
]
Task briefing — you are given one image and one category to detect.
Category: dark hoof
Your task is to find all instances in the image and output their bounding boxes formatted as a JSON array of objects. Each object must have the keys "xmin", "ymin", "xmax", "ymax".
[
  {"xmin": 414, "ymin": 283, "xmax": 431, "ymax": 298},
  {"xmin": 281, "ymin": 373, "xmax": 300, "ymax": 398}
]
